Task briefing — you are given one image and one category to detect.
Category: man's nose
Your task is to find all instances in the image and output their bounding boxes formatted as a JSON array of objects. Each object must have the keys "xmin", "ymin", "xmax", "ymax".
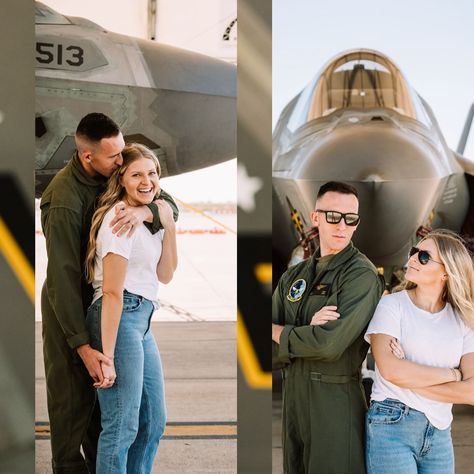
[
  {"xmin": 336, "ymin": 218, "xmax": 347, "ymax": 229},
  {"xmin": 115, "ymin": 153, "xmax": 123, "ymax": 166}
]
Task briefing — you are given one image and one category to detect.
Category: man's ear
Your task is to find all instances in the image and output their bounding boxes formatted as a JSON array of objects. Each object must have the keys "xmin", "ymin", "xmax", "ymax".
[
  {"xmin": 310, "ymin": 210, "xmax": 319, "ymax": 227},
  {"xmin": 78, "ymin": 149, "xmax": 92, "ymax": 163}
]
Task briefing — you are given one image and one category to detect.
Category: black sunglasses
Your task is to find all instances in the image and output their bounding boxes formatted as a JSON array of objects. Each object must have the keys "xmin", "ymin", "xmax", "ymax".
[
  {"xmin": 408, "ymin": 247, "xmax": 443, "ymax": 266},
  {"xmin": 316, "ymin": 209, "xmax": 360, "ymax": 226}
]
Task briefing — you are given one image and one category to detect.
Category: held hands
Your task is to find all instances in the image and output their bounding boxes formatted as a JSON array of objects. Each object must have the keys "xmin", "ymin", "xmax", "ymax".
[
  {"xmin": 94, "ymin": 358, "xmax": 116, "ymax": 389},
  {"xmin": 310, "ymin": 306, "xmax": 340, "ymax": 326},
  {"xmin": 110, "ymin": 202, "xmax": 149, "ymax": 237},
  {"xmin": 76, "ymin": 344, "xmax": 112, "ymax": 385},
  {"xmin": 156, "ymin": 200, "xmax": 175, "ymax": 230}
]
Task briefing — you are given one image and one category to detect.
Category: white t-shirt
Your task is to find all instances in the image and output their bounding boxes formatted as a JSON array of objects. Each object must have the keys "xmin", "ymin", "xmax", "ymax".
[
  {"xmin": 365, "ymin": 290, "xmax": 474, "ymax": 429},
  {"xmin": 92, "ymin": 206, "xmax": 164, "ymax": 308}
]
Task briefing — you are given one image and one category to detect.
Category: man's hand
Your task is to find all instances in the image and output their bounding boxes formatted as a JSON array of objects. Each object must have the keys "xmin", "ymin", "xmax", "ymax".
[
  {"xmin": 110, "ymin": 202, "xmax": 151, "ymax": 237},
  {"xmin": 310, "ymin": 306, "xmax": 340, "ymax": 326},
  {"xmin": 156, "ymin": 200, "xmax": 175, "ymax": 230},
  {"xmin": 76, "ymin": 344, "xmax": 111, "ymax": 384},
  {"xmin": 94, "ymin": 359, "xmax": 117, "ymax": 389},
  {"xmin": 272, "ymin": 323, "xmax": 284, "ymax": 344}
]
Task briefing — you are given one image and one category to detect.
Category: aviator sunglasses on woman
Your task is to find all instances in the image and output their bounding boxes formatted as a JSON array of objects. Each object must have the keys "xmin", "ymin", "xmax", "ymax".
[{"xmin": 408, "ymin": 246, "xmax": 444, "ymax": 265}]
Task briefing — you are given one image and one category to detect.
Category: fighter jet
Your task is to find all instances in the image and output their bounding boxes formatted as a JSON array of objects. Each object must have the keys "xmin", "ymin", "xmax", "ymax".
[
  {"xmin": 35, "ymin": 1, "xmax": 236, "ymax": 196},
  {"xmin": 273, "ymin": 49, "xmax": 474, "ymax": 284}
]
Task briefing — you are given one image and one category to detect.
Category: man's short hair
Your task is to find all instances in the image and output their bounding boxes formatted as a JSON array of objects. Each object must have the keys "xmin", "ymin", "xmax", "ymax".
[
  {"xmin": 75, "ymin": 113, "xmax": 120, "ymax": 143},
  {"xmin": 316, "ymin": 181, "xmax": 358, "ymax": 201}
]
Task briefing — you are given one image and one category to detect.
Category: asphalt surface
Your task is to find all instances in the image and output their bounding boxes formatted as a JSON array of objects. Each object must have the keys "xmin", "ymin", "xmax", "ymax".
[{"xmin": 35, "ymin": 321, "xmax": 236, "ymax": 473}]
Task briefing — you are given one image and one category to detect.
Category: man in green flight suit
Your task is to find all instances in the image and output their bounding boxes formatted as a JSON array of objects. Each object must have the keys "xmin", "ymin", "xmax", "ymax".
[
  {"xmin": 272, "ymin": 181, "xmax": 384, "ymax": 474},
  {"xmin": 41, "ymin": 113, "xmax": 178, "ymax": 473}
]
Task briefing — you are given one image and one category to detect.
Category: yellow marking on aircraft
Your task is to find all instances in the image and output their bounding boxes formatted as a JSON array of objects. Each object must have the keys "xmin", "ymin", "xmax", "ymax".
[
  {"xmin": 290, "ymin": 209, "xmax": 304, "ymax": 234},
  {"xmin": 237, "ymin": 312, "xmax": 271, "ymax": 389},
  {"xmin": 255, "ymin": 263, "xmax": 272, "ymax": 284},
  {"xmin": 0, "ymin": 216, "xmax": 34, "ymax": 303}
]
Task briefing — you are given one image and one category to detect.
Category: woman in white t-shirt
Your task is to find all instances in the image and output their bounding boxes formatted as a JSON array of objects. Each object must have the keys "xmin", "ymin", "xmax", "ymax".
[
  {"xmin": 84, "ymin": 143, "xmax": 177, "ymax": 474},
  {"xmin": 364, "ymin": 230, "xmax": 474, "ymax": 474}
]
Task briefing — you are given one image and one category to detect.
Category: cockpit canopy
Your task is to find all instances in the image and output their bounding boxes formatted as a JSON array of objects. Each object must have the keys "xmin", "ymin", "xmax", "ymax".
[{"xmin": 288, "ymin": 50, "xmax": 431, "ymax": 132}]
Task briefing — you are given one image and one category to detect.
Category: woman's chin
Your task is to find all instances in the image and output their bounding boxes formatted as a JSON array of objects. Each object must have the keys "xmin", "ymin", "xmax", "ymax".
[{"xmin": 404, "ymin": 268, "xmax": 417, "ymax": 284}]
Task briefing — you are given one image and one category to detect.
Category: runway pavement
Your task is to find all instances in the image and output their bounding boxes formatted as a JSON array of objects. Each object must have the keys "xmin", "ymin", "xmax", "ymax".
[
  {"xmin": 35, "ymin": 321, "xmax": 236, "ymax": 473},
  {"xmin": 272, "ymin": 391, "xmax": 474, "ymax": 473}
]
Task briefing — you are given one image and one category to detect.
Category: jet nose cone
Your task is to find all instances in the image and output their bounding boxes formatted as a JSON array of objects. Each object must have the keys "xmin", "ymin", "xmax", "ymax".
[{"xmin": 298, "ymin": 124, "xmax": 443, "ymax": 182}]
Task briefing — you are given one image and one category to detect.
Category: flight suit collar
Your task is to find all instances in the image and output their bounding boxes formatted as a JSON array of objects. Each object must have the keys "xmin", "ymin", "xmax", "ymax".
[
  {"xmin": 70, "ymin": 151, "xmax": 107, "ymax": 188},
  {"xmin": 311, "ymin": 239, "xmax": 356, "ymax": 273}
]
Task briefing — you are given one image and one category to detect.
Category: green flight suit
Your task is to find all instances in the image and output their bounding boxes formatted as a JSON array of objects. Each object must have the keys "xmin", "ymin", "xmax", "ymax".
[
  {"xmin": 273, "ymin": 241, "xmax": 384, "ymax": 474},
  {"xmin": 41, "ymin": 152, "xmax": 178, "ymax": 474}
]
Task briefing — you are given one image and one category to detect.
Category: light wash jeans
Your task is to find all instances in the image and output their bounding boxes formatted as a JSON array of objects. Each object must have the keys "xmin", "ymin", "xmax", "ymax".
[
  {"xmin": 86, "ymin": 291, "xmax": 166, "ymax": 474},
  {"xmin": 366, "ymin": 399, "xmax": 454, "ymax": 474}
]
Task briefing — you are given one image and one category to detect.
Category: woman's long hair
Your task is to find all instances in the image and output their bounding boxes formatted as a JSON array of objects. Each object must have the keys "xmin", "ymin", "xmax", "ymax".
[
  {"xmin": 85, "ymin": 143, "xmax": 161, "ymax": 282},
  {"xmin": 405, "ymin": 229, "xmax": 474, "ymax": 328}
]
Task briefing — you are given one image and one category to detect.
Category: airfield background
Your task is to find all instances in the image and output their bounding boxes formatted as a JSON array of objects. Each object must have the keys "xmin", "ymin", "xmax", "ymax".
[{"xmin": 0, "ymin": 1, "xmax": 35, "ymax": 472}]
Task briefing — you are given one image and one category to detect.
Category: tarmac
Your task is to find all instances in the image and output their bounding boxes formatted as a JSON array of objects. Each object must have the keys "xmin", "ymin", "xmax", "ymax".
[
  {"xmin": 272, "ymin": 392, "xmax": 474, "ymax": 474},
  {"xmin": 35, "ymin": 321, "xmax": 236, "ymax": 473}
]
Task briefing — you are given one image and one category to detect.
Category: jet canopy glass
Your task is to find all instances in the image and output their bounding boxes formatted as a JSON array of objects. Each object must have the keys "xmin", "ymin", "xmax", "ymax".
[{"xmin": 288, "ymin": 51, "xmax": 430, "ymax": 131}]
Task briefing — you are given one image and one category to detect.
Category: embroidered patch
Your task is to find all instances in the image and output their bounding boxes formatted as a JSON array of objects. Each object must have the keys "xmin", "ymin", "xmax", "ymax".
[
  {"xmin": 310, "ymin": 283, "xmax": 331, "ymax": 296},
  {"xmin": 287, "ymin": 279, "xmax": 307, "ymax": 302}
]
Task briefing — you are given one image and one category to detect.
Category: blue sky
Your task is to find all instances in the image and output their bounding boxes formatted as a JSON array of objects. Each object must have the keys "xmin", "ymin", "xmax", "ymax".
[{"xmin": 273, "ymin": 0, "xmax": 474, "ymax": 153}]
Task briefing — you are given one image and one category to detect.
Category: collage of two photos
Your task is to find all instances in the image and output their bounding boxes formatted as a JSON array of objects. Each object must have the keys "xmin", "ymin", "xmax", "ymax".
[{"xmin": 2, "ymin": 0, "xmax": 474, "ymax": 473}]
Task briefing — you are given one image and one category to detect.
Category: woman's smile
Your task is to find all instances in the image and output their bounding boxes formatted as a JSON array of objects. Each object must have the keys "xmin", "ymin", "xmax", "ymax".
[{"xmin": 121, "ymin": 157, "xmax": 160, "ymax": 205}]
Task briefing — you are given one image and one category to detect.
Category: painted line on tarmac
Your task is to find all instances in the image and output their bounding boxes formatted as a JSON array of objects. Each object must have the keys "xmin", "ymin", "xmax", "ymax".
[{"xmin": 35, "ymin": 421, "xmax": 237, "ymax": 440}]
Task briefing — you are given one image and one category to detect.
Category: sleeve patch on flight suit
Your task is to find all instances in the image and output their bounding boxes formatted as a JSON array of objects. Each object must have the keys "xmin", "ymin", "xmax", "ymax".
[
  {"xmin": 310, "ymin": 283, "xmax": 331, "ymax": 296},
  {"xmin": 287, "ymin": 279, "xmax": 306, "ymax": 302}
]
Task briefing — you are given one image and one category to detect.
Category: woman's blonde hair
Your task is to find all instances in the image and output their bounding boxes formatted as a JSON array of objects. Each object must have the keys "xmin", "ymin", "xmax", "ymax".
[
  {"xmin": 405, "ymin": 229, "xmax": 474, "ymax": 328},
  {"xmin": 85, "ymin": 143, "xmax": 161, "ymax": 282}
]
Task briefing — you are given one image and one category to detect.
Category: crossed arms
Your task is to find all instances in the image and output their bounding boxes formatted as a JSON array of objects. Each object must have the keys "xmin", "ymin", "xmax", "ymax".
[{"xmin": 370, "ymin": 333, "xmax": 474, "ymax": 405}]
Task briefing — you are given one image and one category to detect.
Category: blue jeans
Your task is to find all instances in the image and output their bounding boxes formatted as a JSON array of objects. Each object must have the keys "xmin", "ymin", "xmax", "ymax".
[
  {"xmin": 86, "ymin": 292, "xmax": 166, "ymax": 474},
  {"xmin": 366, "ymin": 399, "xmax": 454, "ymax": 474}
]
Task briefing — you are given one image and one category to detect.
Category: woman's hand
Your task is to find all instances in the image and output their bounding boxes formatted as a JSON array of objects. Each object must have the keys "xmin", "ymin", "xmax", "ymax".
[
  {"xmin": 94, "ymin": 357, "xmax": 116, "ymax": 389},
  {"xmin": 156, "ymin": 200, "xmax": 175, "ymax": 230},
  {"xmin": 310, "ymin": 306, "xmax": 340, "ymax": 326},
  {"xmin": 390, "ymin": 338, "xmax": 406, "ymax": 360}
]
